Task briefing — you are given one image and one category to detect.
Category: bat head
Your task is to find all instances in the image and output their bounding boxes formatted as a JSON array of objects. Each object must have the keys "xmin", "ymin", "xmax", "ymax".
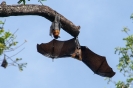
[{"xmin": 52, "ymin": 29, "xmax": 60, "ymax": 39}]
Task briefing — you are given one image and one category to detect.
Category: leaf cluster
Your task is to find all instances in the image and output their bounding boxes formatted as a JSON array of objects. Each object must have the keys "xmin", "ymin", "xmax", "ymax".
[
  {"xmin": 114, "ymin": 28, "xmax": 133, "ymax": 88},
  {"xmin": 105, "ymin": 13, "xmax": 133, "ymax": 88},
  {"xmin": 0, "ymin": 20, "xmax": 27, "ymax": 71},
  {"xmin": 115, "ymin": 28, "xmax": 133, "ymax": 73},
  {"xmin": 17, "ymin": 0, "xmax": 46, "ymax": 5}
]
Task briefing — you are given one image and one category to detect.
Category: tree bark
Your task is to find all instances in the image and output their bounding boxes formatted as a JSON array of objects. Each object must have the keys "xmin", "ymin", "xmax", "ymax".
[{"xmin": 0, "ymin": 1, "xmax": 80, "ymax": 37}]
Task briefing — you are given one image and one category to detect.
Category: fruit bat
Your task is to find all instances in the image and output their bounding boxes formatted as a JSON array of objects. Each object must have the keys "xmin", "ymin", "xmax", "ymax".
[
  {"xmin": 1, "ymin": 55, "xmax": 8, "ymax": 68},
  {"xmin": 37, "ymin": 38, "xmax": 115, "ymax": 78},
  {"xmin": 50, "ymin": 13, "xmax": 61, "ymax": 39}
]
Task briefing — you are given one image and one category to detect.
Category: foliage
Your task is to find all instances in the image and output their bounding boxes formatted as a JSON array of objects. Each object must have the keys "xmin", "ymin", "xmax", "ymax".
[
  {"xmin": 114, "ymin": 28, "xmax": 133, "ymax": 88},
  {"xmin": 0, "ymin": 20, "xmax": 27, "ymax": 71},
  {"xmin": 105, "ymin": 24, "xmax": 133, "ymax": 88},
  {"xmin": 17, "ymin": 0, "xmax": 46, "ymax": 5},
  {"xmin": 130, "ymin": 13, "xmax": 133, "ymax": 20}
]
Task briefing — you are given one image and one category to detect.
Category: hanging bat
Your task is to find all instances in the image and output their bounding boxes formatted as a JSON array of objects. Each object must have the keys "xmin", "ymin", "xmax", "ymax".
[
  {"xmin": 50, "ymin": 13, "xmax": 61, "ymax": 39},
  {"xmin": 1, "ymin": 55, "xmax": 8, "ymax": 68},
  {"xmin": 37, "ymin": 38, "xmax": 115, "ymax": 78}
]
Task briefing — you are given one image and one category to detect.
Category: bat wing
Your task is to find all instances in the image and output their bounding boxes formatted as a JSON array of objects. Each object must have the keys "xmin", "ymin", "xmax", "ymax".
[
  {"xmin": 37, "ymin": 39, "xmax": 115, "ymax": 77},
  {"xmin": 81, "ymin": 46, "xmax": 115, "ymax": 78},
  {"xmin": 37, "ymin": 38, "xmax": 76, "ymax": 58}
]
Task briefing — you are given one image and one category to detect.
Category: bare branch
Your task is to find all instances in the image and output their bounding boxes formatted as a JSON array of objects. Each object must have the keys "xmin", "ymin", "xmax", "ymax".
[{"xmin": 0, "ymin": 1, "xmax": 80, "ymax": 37}]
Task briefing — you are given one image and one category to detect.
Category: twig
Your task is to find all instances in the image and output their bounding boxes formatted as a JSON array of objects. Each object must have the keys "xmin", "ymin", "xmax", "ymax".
[
  {"xmin": 38, "ymin": 0, "xmax": 44, "ymax": 5},
  {"xmin": 5, "ymin": 29, "xmax": 19, "ymax": 44},
  {"xmin": 10, "ymin": 48, "xmax": 25, "ymax": 58}
]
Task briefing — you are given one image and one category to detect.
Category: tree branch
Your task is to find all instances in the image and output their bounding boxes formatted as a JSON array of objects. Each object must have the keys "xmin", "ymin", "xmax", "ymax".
[{"xmin": 0, "ymin": 1, "xmax": 80, "ymax": 37}]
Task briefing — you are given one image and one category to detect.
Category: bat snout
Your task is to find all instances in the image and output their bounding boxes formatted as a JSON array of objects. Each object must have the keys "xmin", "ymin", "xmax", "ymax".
[{"xmin": 53, "ymin": 35, "xmax": 59, "ymax": 39}]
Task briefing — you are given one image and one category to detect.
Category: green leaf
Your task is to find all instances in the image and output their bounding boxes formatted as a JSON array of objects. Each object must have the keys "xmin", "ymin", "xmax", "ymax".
[
  {"xmin": 16, "ymin": 58, "xmax": 22, "ymax": 62},
  {"xmin": 122, "ymin": 27, "xmax": 129, "ymax": 33},
  {"xmin": 0, "ymin": 29, "xmax": 4, "ymax": 33},
  {"xmin": 4, "ymin": 32, "xmax": 12, "ymax": 39},
  {"xmin": 0, "ymin": 21, "xmax": 4, "ymax": 24},
  {"xmin": 0, "ymin": 48, "xmax": 4, "ymax": 55},
  {"xmin": 127, "ymin": 78, "xmax": 133, "ymax": 83},
  {"xmin": 18, "ymin": 0, "xmax": 22, "ymax": 4},
  {"xmin": 13, "ymin": 42, "xmax": 18, "ymax": 46},
  {"xmin": 0, "ymin": 37, "xmax": 5, "ymax": 44},
  {"xmin": 0, "ymin": 43, "xmax": 5, "ymax": 48},
  {"xmin": 18, "ymin": 64, "xmax": 23, "ymax": 71},
  {"xmin": 18, "ymin": 0, "xmax": 26, "ymax": 5},
  {"xmin": 130, "ymin": 13, "xmax": 133, "ymax": 19},
  {"xmin": 18, "ymin": 62, "xmax": 27, "ymax": 71}
]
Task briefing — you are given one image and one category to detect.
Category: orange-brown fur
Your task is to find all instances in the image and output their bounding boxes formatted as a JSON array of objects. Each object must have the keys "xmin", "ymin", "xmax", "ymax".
[
  {"xmin": 71, "ymin": 48, "xmax": 82, "ymax": 61},
  {"xmin": 53, "ymin": 29, "xmax": 60, "ymax": 38}
]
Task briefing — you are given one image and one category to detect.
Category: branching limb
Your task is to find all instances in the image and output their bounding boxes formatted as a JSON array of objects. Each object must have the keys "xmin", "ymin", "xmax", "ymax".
[{"xmin": 0, "ymin": 1, "xmax": 80, "ymax": 37}]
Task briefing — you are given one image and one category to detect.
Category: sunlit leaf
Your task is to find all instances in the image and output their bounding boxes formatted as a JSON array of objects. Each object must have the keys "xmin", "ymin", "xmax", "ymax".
[
  {"xmin": 122, "ymin": 27, "xmax": 130, "ymax": 33},
  {"xmin": 0, "ymin": 21, "xmax": 4, "ymax": 24},
  {"xmin": 4, "ymin": 32, "xmax": 12, "ymax": 39},
  {"xmin": 16, "ymin": 58, "xmax": 22, "ymax": 62},
  {"xmin": 0, "ymin": 37, "xmax": 5, "ymax": 44}
]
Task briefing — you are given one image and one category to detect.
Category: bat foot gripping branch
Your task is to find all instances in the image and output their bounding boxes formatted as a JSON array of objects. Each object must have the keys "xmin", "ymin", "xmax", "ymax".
[{"xmin": 71, "ymin": 37, "xmax": 82, "ymax": 61}]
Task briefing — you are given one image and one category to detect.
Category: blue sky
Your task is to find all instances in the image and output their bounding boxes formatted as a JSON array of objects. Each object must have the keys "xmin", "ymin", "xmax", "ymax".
[{"xmin": 0, "ymin": 0, "xmax": 133, "ymax": 88}]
